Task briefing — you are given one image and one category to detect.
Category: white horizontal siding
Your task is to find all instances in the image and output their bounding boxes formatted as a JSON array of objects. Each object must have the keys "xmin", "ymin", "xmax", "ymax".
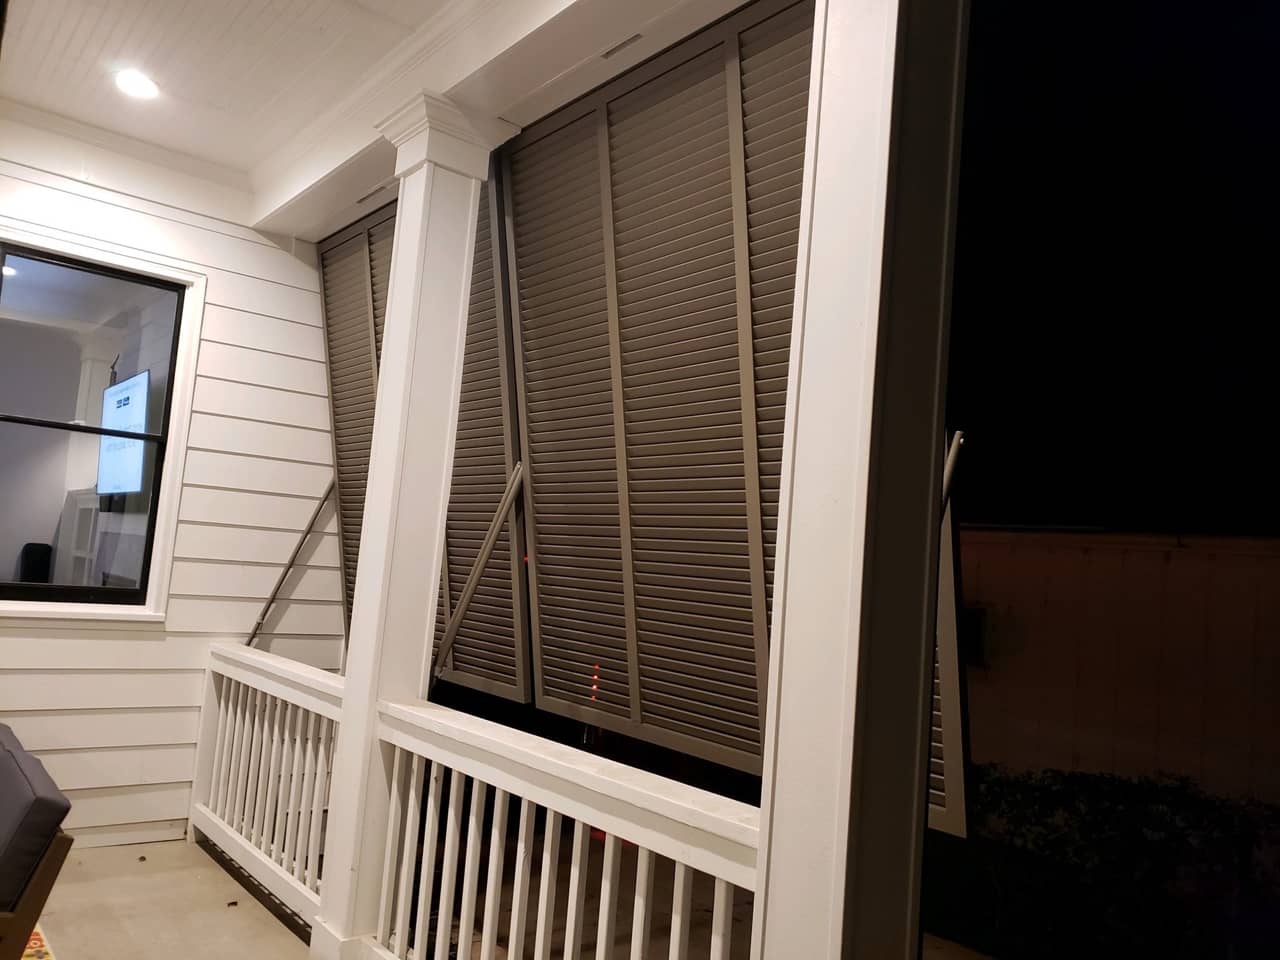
[
  {"xmin": 187, "ymin": 411, "xmax": 334, "ymax": 463},
  {"xmin": 197, "ymin": 341, "xmax": 328, "ymax": 396},
  {"xmin": 193, "ymin": 377, "xmax": 332, "ymax": 431},
  {"xmin": 34, "ymin": 743, "xmax": 196, "ymax": 790},
  {"xmin": 63, "ymin": 782, "xmax": 192, "ymax": 829},
  {"xmin": 0, "ymin": 707, "xmax": 201, "ymax": 750},
  {"xmin": 201, "ymin": 306, "xmax": 326, "ymax": 361},
  {"xmin": 0, "ymin": 160, "xmax": 346, "ymax": 844},
  {"xmin": 184, "ymin": 450, "xmax": 332, "ymax": 495},
  {"xmin": 173, "ymin": 523, "xmax": 340, "ymax": 565},
  {"xmin": 170, "ymin": 561, "xmax": 341, "ymax": 600},
  {"xmin": 68, "ymin": 819, "xmax": 189, "ymax": 849}
]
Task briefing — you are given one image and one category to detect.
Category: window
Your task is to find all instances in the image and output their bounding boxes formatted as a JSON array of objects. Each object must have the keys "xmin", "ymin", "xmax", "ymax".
[{"xmin": 0, "ymin": 244, "xmax": 183, "ymax": 605}]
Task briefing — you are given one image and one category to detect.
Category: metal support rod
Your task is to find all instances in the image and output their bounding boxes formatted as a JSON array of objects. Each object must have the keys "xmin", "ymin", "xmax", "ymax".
[
  {"xmin": 429, "ymin": 461, "xmax": 524, "ymax": 690},
  {"xmin": 941, "ymin": 430, "xmax": 964, "ymax": 509},
  {"xmin": 246, "ymin": 479, "xmax": 336, "ymax": 648}
]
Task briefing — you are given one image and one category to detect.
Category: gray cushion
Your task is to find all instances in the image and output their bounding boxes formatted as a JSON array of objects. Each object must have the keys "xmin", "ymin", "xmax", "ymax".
[{"xmin": 0, "ymin": 723, "xmax": 71, "ymax": 911}]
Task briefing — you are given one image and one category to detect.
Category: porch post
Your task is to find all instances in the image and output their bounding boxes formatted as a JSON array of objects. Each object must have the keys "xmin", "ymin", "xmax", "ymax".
[
  {"xmin": 311, "ymin": 95, "xmax": 517, "ymax": 960},
  {"xmin": 751, "ymin": 0, "xmax": 904, "ymax": 956}
]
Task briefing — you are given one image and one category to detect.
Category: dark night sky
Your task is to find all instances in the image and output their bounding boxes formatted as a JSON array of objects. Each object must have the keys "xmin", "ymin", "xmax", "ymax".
[{"xmin": 946, "ymin": 0, "xmax": 1280, "ymax": 535}]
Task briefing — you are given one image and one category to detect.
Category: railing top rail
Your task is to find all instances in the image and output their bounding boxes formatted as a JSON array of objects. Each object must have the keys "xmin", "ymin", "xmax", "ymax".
[
  {"xmin": 378, "ymin": 699, "xmax": 761, "ymax": 889},
  {"xmin": 210, "ymin": 643, "xmax": 344, "ymax": 722}
]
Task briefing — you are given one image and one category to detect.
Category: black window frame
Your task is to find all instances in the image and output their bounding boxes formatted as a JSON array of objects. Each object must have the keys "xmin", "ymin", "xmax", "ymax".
[{"xmin": 0, "ymin": 242, "xmax": 186, "ymax": 606}]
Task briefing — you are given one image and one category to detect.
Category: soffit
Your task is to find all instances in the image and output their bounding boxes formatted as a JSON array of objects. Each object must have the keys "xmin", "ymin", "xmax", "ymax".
[{"xmin": 0, "ymin": 0, "xmax": 447, "ymax": 172}]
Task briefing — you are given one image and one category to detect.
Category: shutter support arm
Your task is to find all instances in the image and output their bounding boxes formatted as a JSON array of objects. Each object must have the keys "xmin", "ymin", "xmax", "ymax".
[
  {"xmin": 247, "ymin": 479, "xmax": 336, "ymax": 647},
  {"xmin": 429, "ymin": 461, "xmax": 524, "ymax": 693}
]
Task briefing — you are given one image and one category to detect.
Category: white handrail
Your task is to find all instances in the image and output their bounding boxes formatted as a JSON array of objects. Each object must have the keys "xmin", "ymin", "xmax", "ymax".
[{"xmin": 378, "ymin": 698, "xmax": 760, "ymax": 891}]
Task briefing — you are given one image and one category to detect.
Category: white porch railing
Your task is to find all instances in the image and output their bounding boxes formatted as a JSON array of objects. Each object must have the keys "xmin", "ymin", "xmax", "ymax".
[
  {"xmin": 190, "ymin": 644, "xmax": 344, "ymax": 924},
  {"xmin": 371, "ymin": 700, "xmax": 758, "ymax": 960}
]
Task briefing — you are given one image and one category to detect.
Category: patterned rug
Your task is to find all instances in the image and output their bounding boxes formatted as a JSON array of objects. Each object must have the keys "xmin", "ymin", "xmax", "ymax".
[{"xmin": 23, "ymin": 925, "xmax": 55, "ymax": 960}]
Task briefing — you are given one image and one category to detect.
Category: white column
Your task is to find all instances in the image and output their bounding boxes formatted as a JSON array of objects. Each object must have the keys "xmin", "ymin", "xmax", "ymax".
[
  {"xmin": 751, "ymin": 0, "xmax": 901, "ymax": 956},
  {"xmin": 311, "ymin": 94, "xmax": 516, "ymax": 960}
]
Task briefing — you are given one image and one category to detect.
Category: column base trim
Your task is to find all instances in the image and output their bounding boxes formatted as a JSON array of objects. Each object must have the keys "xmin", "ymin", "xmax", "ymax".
[{"xmin": 309, "ymin": 920, "xmax": 379, "ymax": 960}]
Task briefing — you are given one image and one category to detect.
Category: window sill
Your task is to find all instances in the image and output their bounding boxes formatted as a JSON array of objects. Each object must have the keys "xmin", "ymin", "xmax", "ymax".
[{"xmin": 0, "ymin": 601, "xmax": 166, "ymax": 624}]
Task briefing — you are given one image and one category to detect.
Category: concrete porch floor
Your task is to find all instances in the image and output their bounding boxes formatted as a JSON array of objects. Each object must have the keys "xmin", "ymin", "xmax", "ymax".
[
  {"xmin": 39, "ymin": 840, "xmax": 307, "ymax": 960},
  {"xmin": 36, "ymin": 840, "xmax": 984, "ymax": 959}
]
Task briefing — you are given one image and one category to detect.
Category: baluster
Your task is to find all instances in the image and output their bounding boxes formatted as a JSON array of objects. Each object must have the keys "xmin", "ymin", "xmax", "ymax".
[
  {"xmin": 207, "ymin": 676, "xmax": 230, "ymax": 810},
  {"xmin": 412, "ymin": 761, "xmax": 444, "ymax": 960},
  {"xmin": 630, "ymin": 849, "xmax": 654, "ymax": 960},
  {"xmin": 261, "ymin": 697, "xmax": 285, "ymax": 854},
  {"xmin": 221, "ymin": 682, "xmax": 247, "ymax": 821},
  {"xmin": 242, "ymin": 690, "xmax": 267, "ymax": 836},
  {"xmin": 250, "ymin": 696, "xmax": 275, "ymax": 844},
  {"xmin": 595, "ymin": 834, "xmax": 621, "ymax": 960},
  {"xmin": 283, "ymin": 705, "xmax": 306, "ymax": 871},
  {"xmin": 230, "ymin": 688, "xmax": 257, "ymax": 829},
  {"xmin": 456, "ymin": 780, "xmax": 488, "ymax": 958},
  {"xmin": 479, "ymin": 789, "xmax": 510, "ymax": 960},
  {"xmin": 709, "ymin": 879, "xmax": 733, "ymax": 960},
  {"xmin": 508, "ymin": 798, "xmax": 536, "ymax": 959},
  {"xmin": 305, "ymin": 717, "xmax": 331, "ymax": 891},
  {"xmin": 434, "ymin": 769, "xmax": 466, "ymax": 960},
  {"xmin": 273, "ymin": 704, "xmax": 297, "ymax": 863},
  {"xmin": 292, "ymin": 712, "xmax": 318, "ymax": 882},
  {"xmin": 392, "ymin": 754, "xmax": 423, "ymax": 957},
  {"xmin": 563, "ymin": 819, "xmax": 590, "ymax": 959},
  {"xmin": 533, "ymin": 810, "xmax": 563, "ymax": 960},
  {"xmin": 668, "ymin": 864, "xmax": 692, "ymax": 960},
  {"xmin": 377, "ymin": 747, "xmax": 406, "ymax": 946}
]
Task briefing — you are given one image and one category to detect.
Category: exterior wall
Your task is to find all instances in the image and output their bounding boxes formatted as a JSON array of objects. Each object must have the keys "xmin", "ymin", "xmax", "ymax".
[
  {"xmin": 0, "ymin": 157, "xmax": 345, "ymax": 846},
  {"xmin": 961, "ymin": 529, "xmax": 1280, "ymax": 803}
]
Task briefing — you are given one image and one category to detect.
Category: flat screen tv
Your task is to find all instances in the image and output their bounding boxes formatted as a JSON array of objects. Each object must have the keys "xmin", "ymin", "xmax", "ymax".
[{"xmin": 96, "ymin": 369, "xmax": 149, "ymax": 495}]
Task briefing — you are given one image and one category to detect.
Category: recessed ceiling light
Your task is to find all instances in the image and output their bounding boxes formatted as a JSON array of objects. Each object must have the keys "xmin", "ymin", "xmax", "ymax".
[
  {"xmin": 115, "ymin": 68, "xmax": 159, "ymax": 100},
  {"xmin": 1, "ymin": 266, "xmax": 15, "ymax": 278}
]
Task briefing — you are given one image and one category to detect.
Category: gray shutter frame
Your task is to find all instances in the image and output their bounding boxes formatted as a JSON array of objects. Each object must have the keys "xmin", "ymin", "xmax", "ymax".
[{"xmin": 502, "ymin": 0, "xmax": 815, "ymax": 773}]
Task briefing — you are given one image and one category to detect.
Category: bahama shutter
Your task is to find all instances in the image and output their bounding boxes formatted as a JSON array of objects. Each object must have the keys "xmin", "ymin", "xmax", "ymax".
[
  {"xmin": 318, "ymin": 204, "xmax": 396, "ymax": 615},
  {"xmin": 433, "ymin": 181, "xmax": 530, "ymax": 700},
  {"xmin": 929, "ymin": 504, "xmax": 969, "ymax": 836},
  {"xmin": 503, "ymin": 0, "xmax": 815, "ymax": 772}
]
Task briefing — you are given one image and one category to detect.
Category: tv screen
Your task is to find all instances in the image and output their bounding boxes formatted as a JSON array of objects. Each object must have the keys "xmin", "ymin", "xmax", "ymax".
[{"xmin": 97, "ymin": 370, "xmax": 150, "ymax": 495}]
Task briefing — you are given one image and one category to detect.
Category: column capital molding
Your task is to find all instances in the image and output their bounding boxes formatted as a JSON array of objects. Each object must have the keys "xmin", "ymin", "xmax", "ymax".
[{"xmin": 376, "ymin": 93, "xmax": 519, "ymax": 180}]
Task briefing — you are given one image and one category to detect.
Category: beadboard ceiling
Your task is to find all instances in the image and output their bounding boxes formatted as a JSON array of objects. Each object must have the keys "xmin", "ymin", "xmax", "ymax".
[{"xmin": 0, "ymin": 0, "xmax": 446, "ymax": 172}]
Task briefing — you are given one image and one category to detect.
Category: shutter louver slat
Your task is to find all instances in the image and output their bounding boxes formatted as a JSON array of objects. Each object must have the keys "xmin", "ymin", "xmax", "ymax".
[
  {"xmin": 321, "ymin": 234, "xmax": 379, "ymax": 614},
  {"xmin": 741, "ymin": 2, "xmax": 813, "ymax": 626},
  {"xmin": 434, "ymin": 183, "xmax": 527, "ymax": 699},
  {"xmin": 608, "ymin": 48, "xmax": 762, "ymax": 762}
]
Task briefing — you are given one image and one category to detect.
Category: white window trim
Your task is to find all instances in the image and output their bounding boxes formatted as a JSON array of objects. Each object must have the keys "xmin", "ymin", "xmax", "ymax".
[{"xmin": 0, "ymin": 221, "xmax": 206, "ymax": 623}]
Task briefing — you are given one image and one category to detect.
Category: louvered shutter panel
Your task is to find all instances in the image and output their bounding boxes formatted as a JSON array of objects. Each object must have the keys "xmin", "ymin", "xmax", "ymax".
[
  {"xmin": 320, "ymin": 235, "xmax": 378, "ymax": 612},
  {"xmin": 929, "ymin": 504, "xmax": 968, "ymax": 836},
  {"xmin": 368, "ymin": 215, "xmax": 395, "ymax": 363},
  {"xmin": 510, "ymin": 114, "xmax": 635, "ymax": 721},
  {"xmin": 741, "ymin": 2, "xmax": 812, "ymax": 625},
  {"xmin": 608, "ymin": 49, "xmax": 763, "ymax": 761},
  {"xmin": 503, "ymin": 0, "xmax": 816, "ymax": 772},
  {"xmin": 433, "ymin": 182, "xmax": 530, "ymax": 700}
]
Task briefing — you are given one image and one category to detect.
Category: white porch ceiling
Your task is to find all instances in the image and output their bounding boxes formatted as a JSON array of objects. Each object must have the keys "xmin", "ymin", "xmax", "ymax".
[{"xmin": 0, "ymin": 0, "xmax": 447, "ymax": 172}]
